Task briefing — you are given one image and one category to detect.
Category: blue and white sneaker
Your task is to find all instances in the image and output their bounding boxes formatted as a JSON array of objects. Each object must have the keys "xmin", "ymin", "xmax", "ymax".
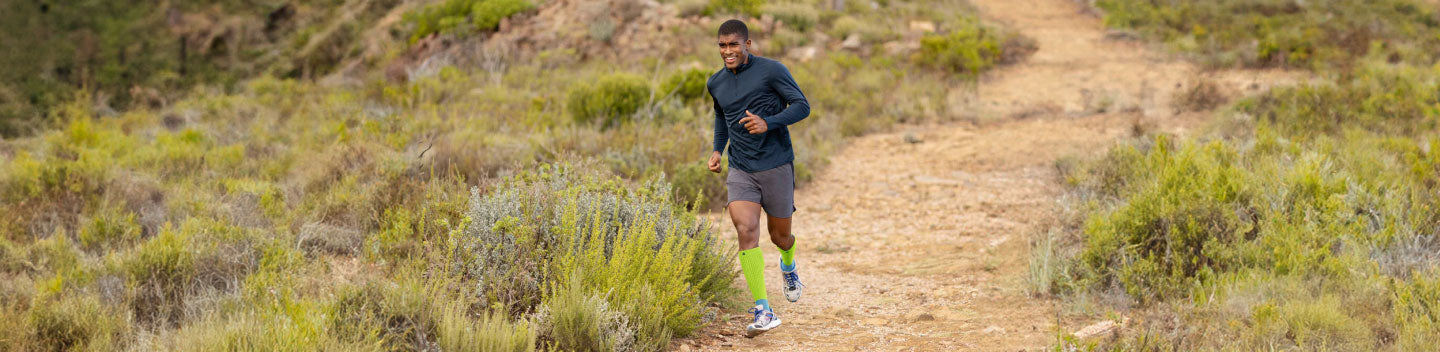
[
  {"xmin": 745, "ymin": 305, "xmax": 781, "ymax": 338},
  {"xmin": 782, "ymin": 269, "xmax": 804, "ymax": 302}
]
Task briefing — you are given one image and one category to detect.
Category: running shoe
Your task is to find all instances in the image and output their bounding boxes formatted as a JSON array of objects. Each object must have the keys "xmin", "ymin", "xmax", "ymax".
[
  {"xmin": 782, "ymin": 269, "xmax": 804, "ymax": 302},
  {"xmin": 745, "ymin": 305, "xmax": 781, "ymax": 337}
]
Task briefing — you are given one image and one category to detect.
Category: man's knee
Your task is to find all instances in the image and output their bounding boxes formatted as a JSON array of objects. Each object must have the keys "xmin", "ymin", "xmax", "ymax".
[
  {"xmin": 734, "ymin": 222, "xmax": 760, "ymax": 249},
  {"xmin": 765, "ymin": 216, "xmax": 791, "ymax": 234},
  {"xmin": 768, "ymin": 230, "xmax": 790, "ymax": 242},
  {"xmin": 734, "ymin": 220, "xmax": 760, "ymax": 238}
]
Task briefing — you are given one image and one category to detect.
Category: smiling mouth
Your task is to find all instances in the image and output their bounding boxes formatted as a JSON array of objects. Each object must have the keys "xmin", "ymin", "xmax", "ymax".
[{"xmin": 725, "ymin": 57, "xmax": 736, "ymax": 64}]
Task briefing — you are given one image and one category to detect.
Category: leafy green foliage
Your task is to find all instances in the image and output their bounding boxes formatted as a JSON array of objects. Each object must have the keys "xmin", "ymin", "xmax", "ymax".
[
  {"xmin": 661, "ymin": 68, "xmax": 711, "ymax": 103},
  {"xmin": 567, "ymin": 73, "xmax": 652, "ymax": 128},
  {"xmin": 1074, "ymin": 138, "xmax": 1252, "ymax": 302},
  {"xmin": 915, "ymin": 26, "xmax": 1004, "ymax": 76},
  {"xmin": 406, "ymin": 0, "xmax": 535, "ymax": 43},
  {"xmin": 671, "ymin": 162, "xmax": 727, "ymax": 211},
  {"xmin": 708, "ymin": 0, "xmax": 765, "ymax": 17}
]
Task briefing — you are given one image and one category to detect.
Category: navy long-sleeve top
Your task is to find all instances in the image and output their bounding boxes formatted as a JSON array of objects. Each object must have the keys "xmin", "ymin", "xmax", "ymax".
[{"xmin": 708, "ymin": 54, "xmax": 810, "ymax": 173}]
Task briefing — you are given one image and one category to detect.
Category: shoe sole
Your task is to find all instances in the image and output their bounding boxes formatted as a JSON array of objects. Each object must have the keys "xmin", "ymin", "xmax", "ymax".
[{"xmin": 745, "ymin": 318, "xmax": 782, "ymax": 338}]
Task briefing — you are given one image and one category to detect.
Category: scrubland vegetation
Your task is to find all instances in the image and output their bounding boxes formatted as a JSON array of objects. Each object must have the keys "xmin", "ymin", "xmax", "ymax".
[
  {"xmin": 1034, "ymin": 0, "xmax": 1440, "ymax": 350},
  {"xmin": 0, "ymin": 0, "xmax": 1029, "ymax": 350},
  {"xmin": 1096, "ymin": 0, "xmax": 1440, "ymax": 70}
]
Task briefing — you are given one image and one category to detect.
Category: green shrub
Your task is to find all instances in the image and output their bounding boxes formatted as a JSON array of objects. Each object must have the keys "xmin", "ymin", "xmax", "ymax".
[
  {"xmin": 129, "ymin": 128, "xmax": 243, "ymax": 179},
  {"xmin": 1076, "ymin": 138, "xmax": 1252, "ymax": 302},
  {"xmin": 915, "ymin": 26, "xmax": 1004, "ymax": 76},
  {"xmin": 1063, "ymin": 142, "xmax": 1149, "ymax": 201},
  {"xmin": 77, "ymin": 204, "xmax": 141, "ymax": 252},
  {"xmin": 660, "ymin": 68, "xmax": 711, "ymax": 103},
  {"xmin": 124, "ymin": 222, "xmax": 197, "ymax": 326},
  {"xmin": 456, "ymin": 163, "xmax": 733, "ymax": 349},
  {"xmin": 567, "ymin": 74, "xmax": 652, "ymax": 129},
  {"xmin": 406, "ymin": 0, "xmax": 535, "ymax": 42},
  {"xmin": 370, "ymin": 208, "xmax": 424, "ymax": 261},
  {"xmin": 1232, "ymin": 63, "xmax": 1440, "ymax": 139},
  {"xmin": 670, "ymin": 162, "xmax": 726, "ymax": 211},
  {"xmin": 3, "ymin": 118, "xmax": 124, "ymax": 197},
  {"xmin": 473, "ymin": 0, "xmax": 535, "ymax": 30},
  {"xmin": 708, "ymin": 0, "xmax": 764, "ymax": 16},
  {"xmin": 0, "ymin": 115, "xmax": 145, "ymax": 238}
]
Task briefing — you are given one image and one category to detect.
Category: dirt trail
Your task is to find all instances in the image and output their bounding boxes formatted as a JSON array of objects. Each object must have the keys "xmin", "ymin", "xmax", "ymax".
[{"xmin": 681, "ymin": 0, "xmax": 1300, "ymax": 350}]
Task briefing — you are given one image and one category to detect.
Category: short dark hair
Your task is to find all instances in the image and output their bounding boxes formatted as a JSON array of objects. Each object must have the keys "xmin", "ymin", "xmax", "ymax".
[{"xmin": 718, "ymin": 19, "xmax": 748, "ymax": 40}]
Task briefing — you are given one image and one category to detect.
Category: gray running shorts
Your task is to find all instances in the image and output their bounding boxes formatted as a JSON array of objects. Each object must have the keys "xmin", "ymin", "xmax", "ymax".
[{"xmin": 726, "ymin": 163, "xmax": 796, "ymax": 218}]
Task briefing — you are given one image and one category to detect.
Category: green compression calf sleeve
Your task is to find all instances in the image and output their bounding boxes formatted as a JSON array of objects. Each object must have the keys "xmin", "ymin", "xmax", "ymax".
[{"xmin": 739, "ymin": 248, "xmax": 768, "ymax": 305}]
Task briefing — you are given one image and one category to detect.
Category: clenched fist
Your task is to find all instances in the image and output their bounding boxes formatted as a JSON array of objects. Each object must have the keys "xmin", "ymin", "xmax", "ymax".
[
  {"xmin": 739, "ymin": 110, "xmax": 768, "ymax": 134},
  {"xmin": 707, "ymin": 151, "xmax": 723, "ymax": 173}
]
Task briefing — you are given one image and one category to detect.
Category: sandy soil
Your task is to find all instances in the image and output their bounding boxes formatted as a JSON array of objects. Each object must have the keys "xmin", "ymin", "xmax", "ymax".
[{"xmin": 675, "ymin": 0, "xmax": 1302, "ymax": 350}]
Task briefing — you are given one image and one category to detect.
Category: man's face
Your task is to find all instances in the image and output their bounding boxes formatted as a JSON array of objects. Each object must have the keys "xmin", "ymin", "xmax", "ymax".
[{"xmin": 718, "ymin": 33, "xmax": 750, "ymax": 70}]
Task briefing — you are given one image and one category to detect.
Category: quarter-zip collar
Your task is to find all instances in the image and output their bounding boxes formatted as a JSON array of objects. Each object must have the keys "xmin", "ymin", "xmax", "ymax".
[{"xmin": 728, "ymin": 53, "xmax": 756, "ymax": 75}]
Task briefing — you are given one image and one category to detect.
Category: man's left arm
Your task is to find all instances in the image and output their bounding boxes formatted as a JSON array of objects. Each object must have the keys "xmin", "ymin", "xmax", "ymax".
[{"xmin": 763, "ymin": 64, "xmax": 809, "ymax": 128}]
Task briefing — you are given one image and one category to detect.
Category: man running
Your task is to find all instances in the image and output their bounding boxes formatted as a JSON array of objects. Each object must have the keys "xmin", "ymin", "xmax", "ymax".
[{"xmin": 705, "ymin": 19, "xmax": 809, "ymax": 338}]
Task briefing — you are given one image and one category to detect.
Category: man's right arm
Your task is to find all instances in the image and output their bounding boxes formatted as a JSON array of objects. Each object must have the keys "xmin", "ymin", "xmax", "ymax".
[{"xmin": 708, "ymin": 94, "xmax": 727, "ymax": 173}]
